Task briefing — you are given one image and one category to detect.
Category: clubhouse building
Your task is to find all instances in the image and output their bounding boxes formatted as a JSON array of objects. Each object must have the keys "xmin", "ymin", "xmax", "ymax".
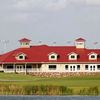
[{"xmin": 0, "ymin": 38, "xmax": 100, "ymax": 74}]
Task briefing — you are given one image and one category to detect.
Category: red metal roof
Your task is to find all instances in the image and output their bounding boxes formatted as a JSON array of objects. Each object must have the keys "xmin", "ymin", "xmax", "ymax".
[
  {"xmin": 0, "ymin": 45, "xmax": 100, "ymax": 63},
  {"xmin": 75, "ymin": 38, "xmax": 86, "ymax": 42},
  {"xmin": 19, "ymin": 38, "xmax": 31, "ymax": 42}
]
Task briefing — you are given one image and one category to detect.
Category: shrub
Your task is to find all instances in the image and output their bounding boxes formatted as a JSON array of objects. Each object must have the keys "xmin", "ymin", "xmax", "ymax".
[{"xmin": 79, "ymin": 86, "xmax": 99, "ymax": 95}]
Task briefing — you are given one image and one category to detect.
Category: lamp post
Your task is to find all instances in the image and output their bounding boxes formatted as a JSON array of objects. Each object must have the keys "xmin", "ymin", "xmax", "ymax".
[
  {"xmin": 94, "ymin": 42, "xmax": 98, "ymax": 49},
  {"xmin": 38, "ymin": 41, "xmax": 42, "ymax": 45},
  {"xmin": 0, "ymin": 40, "xmax": 9, "ymax": 53},
  {"xmin": 53, "ymin": 42, "xmax": 56, "ymax": 46}
]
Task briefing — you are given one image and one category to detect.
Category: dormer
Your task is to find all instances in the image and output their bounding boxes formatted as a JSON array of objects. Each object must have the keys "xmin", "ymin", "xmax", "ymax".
[
  {"xmin": 48, "ymin": 52, "xmax": 58, "ymax": 60},
  {"xmin": 68, "ymin": 52, "xmax": 78, "ymax": 60},
  {"xmin": 15, "ymin": 53, "xmax": 26, "ymax": 60},
  {"xmin": 75, "ymin": 38, "xmax": 86, "ymax": 49},
  {"xmin": 19, "ymin": 38, "xmax": 31, "ymax": 48},
  {"xmin": 88, "ymin": 52, "xmax": 98, "ymax": 60}
]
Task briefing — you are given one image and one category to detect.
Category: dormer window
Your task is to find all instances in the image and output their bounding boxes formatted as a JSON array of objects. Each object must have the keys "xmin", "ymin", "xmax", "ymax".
[
  {"xmin": 68, "ymin": 52, "xmax": 78, "ymax": 60},
  {"xmin": 71, "ymin": 55, "xmax": 75, "ymax": 58},
  {"xmin": 88, "ymin": 52, "xmax": 98, "ymax": 60},
  {"xmin": 51, "ymin": 55, "xmax": 55, "ymax": 59},
  {"xmin": 15, "ymin": 53, "xmax": 26, "ymax": 60},
  {"xmin": 19, "ymin": 55, "xmax": 24, "ymax": 59},
  {"xmin": 91, "ymin": 55, "xmax": 95, "ymax": 58},
  {"xmin": 48, "ymin": 52, "xmax": 58, "ymax": 60}
]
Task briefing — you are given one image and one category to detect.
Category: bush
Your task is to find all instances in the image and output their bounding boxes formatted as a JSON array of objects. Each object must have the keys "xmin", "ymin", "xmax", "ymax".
[
  {"xmin": 79, "ymin": 86, "xmax": 99, "ymax": 95},
  {"xmin": 0, "ymin": 84, "xmax": 98, "ymax": 95},
  {"xmin": 59, "ymin": 86, "xmax": 73, "ymax": 95}
]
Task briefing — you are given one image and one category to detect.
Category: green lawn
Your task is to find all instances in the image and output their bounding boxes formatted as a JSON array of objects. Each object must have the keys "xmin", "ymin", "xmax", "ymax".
[
  {"xmin": 0, "ymin": 73, "xmax": 100, "ymax": 95},
  {"xmin": 0, "ymin": 73, "xmax": 100, "ymax": 87}
]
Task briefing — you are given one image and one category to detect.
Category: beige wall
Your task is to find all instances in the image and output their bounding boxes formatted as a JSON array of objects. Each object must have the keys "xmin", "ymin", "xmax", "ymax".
[{"xmin": 41, "ymin": 63, "xmax": 100, "ymax": 72}]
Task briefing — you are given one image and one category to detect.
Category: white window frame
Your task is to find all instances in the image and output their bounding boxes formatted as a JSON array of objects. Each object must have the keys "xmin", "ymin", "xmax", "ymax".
[
  {"xmin": 48, "ymin": 65, "xmax": 57, "ymax": 70},
  {"xmin": 16, "ymin": 53, "xmax": 26, "ymax": 60},
  {"xmin": 85, "ymin": 64, "xmax": 97, "ymax": 72},
  {"xmin": 88, "ymin": 52, "xmax": 97, "ymax": 60},
  {"xmin": 48, "ymin": 52, "xmax": 58, "ymax": 60},
  {"xmin": 68, "ymin": 52, "xmax": 78, "ymax": 60}
]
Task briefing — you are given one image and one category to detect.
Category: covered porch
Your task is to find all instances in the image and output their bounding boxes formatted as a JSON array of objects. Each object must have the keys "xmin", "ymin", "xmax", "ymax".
[{"xmin": 2, "ymin": 63, "xmax": 42, "ymax": 73}]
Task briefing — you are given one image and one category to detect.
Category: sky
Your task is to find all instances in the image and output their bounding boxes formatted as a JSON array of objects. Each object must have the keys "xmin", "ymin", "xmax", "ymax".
[{"xmin": 0, "ymin": 0, "xmax": 100, "ymax": 53}]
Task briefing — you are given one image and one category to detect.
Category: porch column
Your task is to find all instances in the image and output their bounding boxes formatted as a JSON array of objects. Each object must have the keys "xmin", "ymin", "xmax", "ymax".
[
  {"xmin": 25, "ymin": 63, "xmax": 27, "ymax": 75},
  {"xmin": 36, "ymin": 64, "xmax": 38, "ymax": 71},
  {"xmin": 2, "ymin": 64, "xmax": 4, "ymax": 71},
  {"xmin": 13, "ymin": 64, "xmax": 16, "ymax": 73}
]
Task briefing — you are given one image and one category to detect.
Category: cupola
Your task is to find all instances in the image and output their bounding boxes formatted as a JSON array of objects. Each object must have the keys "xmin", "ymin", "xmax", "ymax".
[
  {"xmin": 75, "ymin": 38, "xmax": 86, "ymax": 49},
  {"xmin": 19, "ymin": 38, "xmax": 31, "ymax": 48}
]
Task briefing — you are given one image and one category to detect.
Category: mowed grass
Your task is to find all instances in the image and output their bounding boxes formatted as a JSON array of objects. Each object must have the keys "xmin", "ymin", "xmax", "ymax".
[{"xmin": 0, "ymin": 73, "xmax": 100, "ymax": 88}]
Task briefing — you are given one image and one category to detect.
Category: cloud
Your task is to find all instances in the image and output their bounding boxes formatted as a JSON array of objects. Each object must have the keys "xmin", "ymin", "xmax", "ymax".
[
  {"xmin": 13, "ymin": 0, "xmax": 68, "ymax": 11},
  {"xmin": 2, "ymin": 0, "xmax": 100, "ymax": 23},
  {"xmin": 44, "ymin": 0, "xmax": 68, "ymax": 11},
  {"xmin": 86, "ymin": 0, "xmax": 100, "ymax": 5},
  {"xmin": 14, "ymin": 0, "xmax": 42, "ymax": 8},
  {"xmin": 13, "ymin": 0, "xmax": 100, "ymax": 12}
]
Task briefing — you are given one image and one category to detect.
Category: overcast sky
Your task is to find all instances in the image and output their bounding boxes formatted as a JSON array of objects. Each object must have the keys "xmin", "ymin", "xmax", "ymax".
[{"xmin": 0, "ymin": 0, "xmax": 100, "ymax": 53}]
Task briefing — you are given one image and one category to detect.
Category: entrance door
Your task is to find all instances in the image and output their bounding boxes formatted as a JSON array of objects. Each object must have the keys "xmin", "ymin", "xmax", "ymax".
[{"xmin": 16, "ymin": 65, "xmax": 24, "ymax": 72}]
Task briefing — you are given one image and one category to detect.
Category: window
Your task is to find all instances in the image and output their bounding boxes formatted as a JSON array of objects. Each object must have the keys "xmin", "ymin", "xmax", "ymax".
[
  {"xmin": 48, "ymin": 65, "xmax": 56, "ymax": 70},
  {"xmin": 27, "ymin": 65, "xmax": 32, "ymax": 69},
  {"xmin": 26, "ymin": 43, "xmax": 29, "ymax": 45},
  {"xmin": 48, "ymin": 53, "xmax": 58, "ymax": 60},
  {"xmin": 90, "ymin": 66, "xmax": 92, "ymax": 71},
  {"xmin": 16, "ymin": 53, "xmax": 26, "ymax": 60},
  {"xmin": 85, "ymin": 65, "xmax": 88, "ymax": 70},
  {"xmin": 19, "ymin": 56, "xmax": 23, "ymax": 59},
  {"xmin": 77, "ymin": 65, "xmax": 80, "ymax": 70},
  {"xmin": 88, "ymin": 52, "xmax": 98, "ymax": 60},
  {"xmin": 97, "ymin": 65, "xmax": 100, "ymax": 70},
  {"xmin": 78, "ymin": 43, "xmax": 83, "ymax": 45},
  {"xmin": 68, "ymin": 52, "xmax": 78, "ymax": 60},
  {"xmin": 93, "ymin": 66, "xmax": 95, "ymax": 71},
  {"xmin": 70, "ymin": 66, "xmax": 72, "ymax": 71},
  {"xmin": 65, "ymin": 65, "xmax": 68, "ymax": 70},
  {"xmin": 91, "ymin": 55, "xmax": 95, "ymax": 58},
  {"xmin": 73, "ymin": 66, "xmax": 75, "ymax": 71},
  {"xmin": 51, "ymin": 55, "xmax": 55, "ymax": 59},
  {"xmin": 6, "ymin": 65, "xmax": 13, "ymax": 69},
  {"xmin": 71, "ymin": 55, "xmax": 75, "ymax": 58}
]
